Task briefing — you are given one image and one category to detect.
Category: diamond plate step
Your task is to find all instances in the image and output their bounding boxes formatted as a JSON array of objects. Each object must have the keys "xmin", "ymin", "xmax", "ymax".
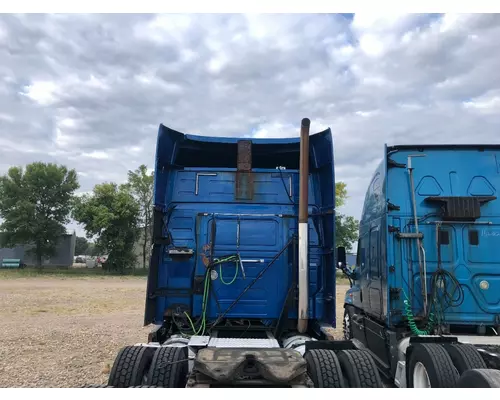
[{"xmin": 207, "ymin": 337, "xmax": 280, "ymax": 348}]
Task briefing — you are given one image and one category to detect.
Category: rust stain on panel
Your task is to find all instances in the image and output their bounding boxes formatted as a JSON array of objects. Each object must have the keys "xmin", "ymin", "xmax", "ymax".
[{"xmin": 236, "ymin": 140, "xmax": 254, "ymax": 200}]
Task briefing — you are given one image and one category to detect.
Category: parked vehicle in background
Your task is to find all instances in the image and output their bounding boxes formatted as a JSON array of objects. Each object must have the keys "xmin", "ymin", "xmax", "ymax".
[{"xmin": 75, "ymin": 255, "xmax": 86, "ymax": 263}]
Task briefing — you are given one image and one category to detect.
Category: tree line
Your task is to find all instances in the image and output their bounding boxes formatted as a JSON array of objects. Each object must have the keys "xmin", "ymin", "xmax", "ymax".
[
  {"xmin": 0, "ymin": 162, "xmax": 153, "ymax": 273},
  {"xmin": 0, "ymin": 162, "xmax": 359, "ymax": 273}
]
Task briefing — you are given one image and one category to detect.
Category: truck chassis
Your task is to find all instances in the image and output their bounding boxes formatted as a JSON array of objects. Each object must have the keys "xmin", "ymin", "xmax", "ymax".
[
  {"xmin": 85, "ymin": 324, "xmax": 500, "ymax": 388},
  {"xmin": 89, "ymin": 326, "xmax": 391, "ymax": 388},
  {"xmin": 85, "ymin": 123, "xmax": 500, "ymax": 389}
]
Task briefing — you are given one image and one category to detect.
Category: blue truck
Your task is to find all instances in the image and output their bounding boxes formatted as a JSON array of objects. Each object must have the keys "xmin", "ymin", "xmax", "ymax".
[
  {"xmin": 341, "ymin": 144, "xmax": 500, "ymax": 388},
  {"xmin": 100, "ymin": 123, "xmax": 500, "ymax": 388}
]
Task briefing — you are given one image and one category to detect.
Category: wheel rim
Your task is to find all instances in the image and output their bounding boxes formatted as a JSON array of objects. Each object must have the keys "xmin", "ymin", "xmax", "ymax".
[
  {"xmin": 413, "ymin": 362, "xmax": 431, "ymax": 388},
  {"xmin": 343, "ymin": 311, "xmax": 351, "ymax": 340}
]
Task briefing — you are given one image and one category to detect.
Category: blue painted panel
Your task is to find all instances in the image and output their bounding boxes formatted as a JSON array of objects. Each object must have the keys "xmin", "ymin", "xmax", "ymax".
[
  {"xmin": 146, "ymin": 123, "xmax": 336, "ymax": 328},
  {"xmin": 350, "ymin": 144, "xmax": 500, "ymax": 329}
]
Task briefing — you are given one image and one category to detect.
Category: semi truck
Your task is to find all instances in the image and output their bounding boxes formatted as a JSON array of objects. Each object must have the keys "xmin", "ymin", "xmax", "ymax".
[
  {"xmin": 340, "ymin": 144, "xmax": 500, "ymax": 388},
  {"xmin": 96, "ymin": 120, "xmax": 500, "ymax": 388}
]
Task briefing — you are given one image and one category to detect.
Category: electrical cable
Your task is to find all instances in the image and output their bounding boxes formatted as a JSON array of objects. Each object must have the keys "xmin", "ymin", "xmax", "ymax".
[
  {"xmin": 402, "ymin": 223, "xmax": 465, "ymax": 335},
  {"xmin": 426, "ymin": 224, "xmax": 464, "ymax": 333},
  {"xmin": 174, "ymin": 254, "xmax": 242, "ymax": 336}
]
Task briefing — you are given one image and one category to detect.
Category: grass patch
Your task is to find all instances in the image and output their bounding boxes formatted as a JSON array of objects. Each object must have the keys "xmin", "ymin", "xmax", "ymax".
[
  {"xmin": 0, "ymin": 267, "xmax": 149, "ymax": 279},
  {"xmin": 2, "ymin": 267, "xmax": 350, "ymax": 285}
]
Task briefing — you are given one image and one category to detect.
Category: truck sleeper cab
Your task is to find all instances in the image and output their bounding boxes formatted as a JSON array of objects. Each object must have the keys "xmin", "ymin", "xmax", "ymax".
[
  {"xmin": 99, "ymin": 119, "xmax": 385, "ymax": 388},
  {"xmin": 342, "ymin": 144, "xmax": 500, "ymax": 388}
]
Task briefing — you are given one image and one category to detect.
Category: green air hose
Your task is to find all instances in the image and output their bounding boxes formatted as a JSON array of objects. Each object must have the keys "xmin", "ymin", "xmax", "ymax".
[
  {"xmin": 181, "ymin": 254, "xmax": 241, "ymax": 336},
  {"xmin": 215, "ymin": 255, "xmax": 240, "ymax": 285},
  {"xmin": 184, "ymin": 267, "xmax": 211, "ymax": 335},
  {"xmin": 403, "ymin": 290, "xmax": 435, "ymax": 336}
]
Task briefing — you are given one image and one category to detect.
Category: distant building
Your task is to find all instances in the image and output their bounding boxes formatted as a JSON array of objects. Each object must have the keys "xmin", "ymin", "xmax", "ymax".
[{"xmin": 0, "ymin": 232, "xmax": 76, "ymax": 268}]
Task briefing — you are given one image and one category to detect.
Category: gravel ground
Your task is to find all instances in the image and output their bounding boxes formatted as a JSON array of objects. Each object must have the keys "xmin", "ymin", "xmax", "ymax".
[{"xmin": 0, "ymin": 277, "xmax": 349, "ymax": 388}]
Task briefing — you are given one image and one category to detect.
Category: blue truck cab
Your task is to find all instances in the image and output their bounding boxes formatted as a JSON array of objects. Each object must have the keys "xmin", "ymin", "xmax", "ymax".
[
  {"xmin": 342, "ymin": 144, "xmax": 500, "ymax": 388},
  {"xmin": 103, "ymin": 120, "xmax": 390, "ymax": 389},
  {"xmin": 144, "ymin": 123, "xmax": 337, "ymax": 333}
]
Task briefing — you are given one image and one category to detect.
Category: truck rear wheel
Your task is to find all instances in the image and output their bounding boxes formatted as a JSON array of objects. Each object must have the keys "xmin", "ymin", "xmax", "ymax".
[
  {"xmin": 337, "ymin": 349, "xmax": 383, "ymax": 388},
  {"xmin": 343, "ymin": 306, "xmax": 354, "ymax": 340},
  {"xmin": 444, "ymin": 344, "xmax": 488, "ymax": 375},
  {"xmin": 82, "ymin": 384, "xmax": 112, "ymax": 388},
  {"xmin": 147, "ymin": 346, "xmax": 188, "ymax": 388},
  {"xmin": 108, "ymin": 345, "xmax": 156, "ymax": 388},
  {"xmin": 304, "ymin": 349, "xmax": 346, "ymax": 388},
  {"xmin": 408, "ymin": 343, "xmax": 459, "ymax": 388},
  {"xmin": 456, "ymin": 369, "xmax": 500, "ymax": 388}
]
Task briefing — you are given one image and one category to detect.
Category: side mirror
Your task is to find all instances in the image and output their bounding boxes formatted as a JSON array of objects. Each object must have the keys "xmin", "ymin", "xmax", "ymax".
[{"xmin": 337, "ymin": 246, "xmax": 346, "ymax": 268}]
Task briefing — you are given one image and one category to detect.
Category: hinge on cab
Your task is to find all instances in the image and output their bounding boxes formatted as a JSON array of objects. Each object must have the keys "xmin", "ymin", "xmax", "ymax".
[{"xmin": 388, "ymin": 225, "xmax": 400, "ymax": 233}]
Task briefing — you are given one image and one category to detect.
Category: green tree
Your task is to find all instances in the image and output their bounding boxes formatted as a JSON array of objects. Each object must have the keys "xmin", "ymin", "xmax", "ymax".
[
  {"xmin": 0, "ymin": 162, "xmax": 79, "ymax": 266},
  {"xmin": 75, "ymin": 236, "xmax": 89, "ymax": 255},
  {"xmin": 335, "ymin": 214, "xmax": 359, "ymax": 251},
  {"xmin": 86, "ymin": 242, "xmax": 100, "ymax": 257},
  {"xmin": 123, "ymin": 165, "xmax": 154, "ymax": 269},
  {"xmin": 335, "ymin": 182, "xmax": 348, "ymax": 208},
  {"xmin": 72, "ymin": 182, "xmax": 140, "ymax": 273},
  {"xmin": 335, "ymin": 182, "xmax": 359, "ymax": 252}
]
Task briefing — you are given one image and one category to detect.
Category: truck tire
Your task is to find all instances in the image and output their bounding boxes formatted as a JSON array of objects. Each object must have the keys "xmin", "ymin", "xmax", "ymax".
[
  {"xmin": 304, "ymin": 349, "xmax": 346, "ymax": 388},
  {"xmin": 129, "ymin": 385, "xmax": 159, "ymax": 388},
  {"xmin": 147, "ymin": 346, "xmax": 188, "ymax": 388},
  {"xmin": 343, "ymin": 306, "xmax": 354, "ymax": 340},
  {"xmin": 407, "ymin": 343, "xmax": 459, "ymax": 388},
  {"xmin": 82, "ymin": 385, "xmax": 158, "ymax": 388},
  {"xmin": 444, "ymin": 344, "xmax": 487, "ymax": 375},
  {"xmin": 456, "ymin": 369, "xmax": 500, "ymax": 388},
  {"xmin": 108, "ymin": 345, "xmax": 156, "ymax": 388},
  {"xmin": 337, "ymin": 349, "xmax": 383, "ymax": 388},
  {"xmin": 82, "ymin": 384, "xmax": 113, "ymax": 388}
]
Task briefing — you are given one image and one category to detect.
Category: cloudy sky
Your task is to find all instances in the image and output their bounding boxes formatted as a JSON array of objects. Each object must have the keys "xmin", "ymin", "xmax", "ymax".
[{"xmin": 1, "ymin": 13, "xmax": 500, "ymax": 239}]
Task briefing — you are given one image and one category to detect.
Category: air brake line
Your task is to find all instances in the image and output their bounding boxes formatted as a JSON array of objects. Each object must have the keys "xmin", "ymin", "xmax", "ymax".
[
  {"xmin": 178, "ymin": 230, "xmax": 294, "ymax": 335},
  {"xmin": 179, "ymin": 254, "xmax": 241, "ymax": 336},
  {"xmin": 403, "ymin": 292, "xmax": 435, "ymax": 336}
]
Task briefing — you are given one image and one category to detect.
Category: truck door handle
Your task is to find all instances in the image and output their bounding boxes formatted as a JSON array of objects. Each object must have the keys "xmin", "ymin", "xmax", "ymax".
[{"xmin": 241, "ymin": 259, "xmax": 265, "ymax": 263}]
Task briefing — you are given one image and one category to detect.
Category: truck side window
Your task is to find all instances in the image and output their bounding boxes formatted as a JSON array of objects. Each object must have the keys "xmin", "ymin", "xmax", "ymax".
[
  {"xmin": 370, "ymin": 229, "xmax": 379, "ymax": 278},
  {"xmin": 357, "ymin": 236, "xmax": 367, "ymax": 272},
  {"xmin": 355, "ymin": 238, "xmax": 361, "ymax": 266}
]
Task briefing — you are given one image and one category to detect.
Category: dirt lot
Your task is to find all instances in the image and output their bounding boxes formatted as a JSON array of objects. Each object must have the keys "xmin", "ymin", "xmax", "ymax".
[{"xmin": 0, "ymin": 276, "xmax": 349, "ymax": 388}]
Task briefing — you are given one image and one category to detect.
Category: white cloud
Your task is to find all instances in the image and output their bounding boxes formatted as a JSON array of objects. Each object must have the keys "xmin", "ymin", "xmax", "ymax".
[
  {"xmin": 252, "ymin": 122, "xmax": 298, "ymax": 138},
  {"xmin": 0, "ymin": 113, "xmax": 14, "ymax": 122},
  {"xmin": 463, "ymin": 90, "xmax": 500, "ymax": 114},
  {"xmin": 358, "ymin": 34, "xmax": 386, "ymax": 57},
  {"xmin": 82, "ymin": 151, "xmax": 110, "ymax": 160},
  {"xmin": 20, "ymin": 80, "xmax": 59, "ymax": 105},
  {"xmin": 1, "ymin": 13, "xmax": 500, "ymax": 241}
]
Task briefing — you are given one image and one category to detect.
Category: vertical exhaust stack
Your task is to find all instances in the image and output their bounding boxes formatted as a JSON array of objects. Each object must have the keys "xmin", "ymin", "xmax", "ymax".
[{"xmin": 298, "ymin": 117, "xmax": 310, "ymax": 334}]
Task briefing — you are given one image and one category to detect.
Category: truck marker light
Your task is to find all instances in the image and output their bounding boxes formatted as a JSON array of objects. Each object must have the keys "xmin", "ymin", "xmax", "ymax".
[{"xmin": 479, "ymin": 280, "xmax": 489, "ymax": 290}]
